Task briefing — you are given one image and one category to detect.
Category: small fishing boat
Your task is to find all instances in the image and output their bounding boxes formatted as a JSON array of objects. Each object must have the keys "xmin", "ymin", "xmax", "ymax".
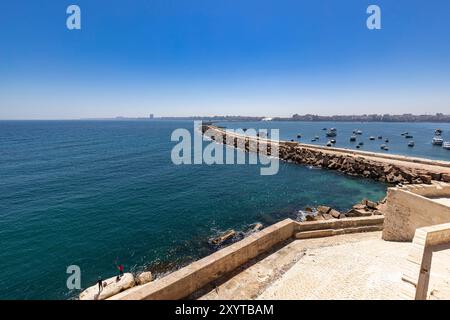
[
  {"xmin": 385, "ymin": 138, "xmax": 389, "ymax": 143},
  {"xmin": 378, "ymin": 136, "xmax": 383, "ymax": 139},
  {"xmin": 432, "ymin": 136, "xmax": 444, "ymax": 145},
  {"xmin": 356, "ymin": 145, "xmax": 361, "ymax": 149},
  {"xmin": 405, "ymin": 135, "xmax": 413, "ymax": 139},
  {"xmin": 443, "ymin": 142, "xmax": 450, "ymax": 150},
  {"xmin": 330, "ymin": 139, "xmax": 336, "ymax": 144},
  {"xmin": 322, "ymin": 128, "xmax": 327, "ymax": 131},
  {"xmin": 359, "ymin": 142, "xmax": 364, "ymax": 146},
  {"xmin": 311, "ymin": 138, "xmax": 317, "ymax": 142},
  {"xmin": 326, "ymin": 141, "xmax": 332, "ymax": 147},
  {"xmin": 354, "ymin": 130, "xmax": 363, "ymax": 135},
  {"xmin": 435, "ymin": 129, "xmax": 443, "ymax": 136},
  {"xmin": 401, "ymin": 132, "xmax": 408, "ymax": 136},
  {"xmin": 297, "ymin": 134, "xmax": 302, "ymax": 139},
  {"xmin": 381, "ymin": 144, "xmax": 389, "ymax": 151},
  {"xmin": 326, "ymin": 128, "xmax": 337, "ymax": 137},
  {"xmin": 315, "ymin": 135, "xmax": 320, "ymax": 140},
  {"xmin": 408, "ymin": 141, "xmax": 415, "ymax": 147},
  {"xmin": 350, "ymin": 135, "xmax": 357, "ymax": 142},
  {"xmin": 369, "ymin": 136, "xmax": 375, "ymax": 140}
]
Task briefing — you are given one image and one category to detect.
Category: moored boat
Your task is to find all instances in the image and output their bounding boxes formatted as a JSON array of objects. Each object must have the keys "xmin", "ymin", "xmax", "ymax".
[
  {"xmin": 369, "ymin": 136, "xmax": 375, "ymax": 140},
  {"xmin": 443, "ymin": 142, "xmax": 450, "ymax": 150},
  {"xmin": 408, "ymin": 141, "xmax": 415, "ymax": 147},
  {"xmin": 432, "ymin": 136, "xmax": 444, "ymax": 145},
  {"xmin": 350, "ymin": 135, "xmax": 357, "ymax": 142},
  {"xmin": 326, "ymin": 128, "xmax": 337, "ymax": 137}
]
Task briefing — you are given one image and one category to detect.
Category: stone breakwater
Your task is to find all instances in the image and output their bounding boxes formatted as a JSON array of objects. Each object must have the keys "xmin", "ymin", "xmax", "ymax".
[{"xmin": 202, "ymin": 124, "xmax": 450, "ymax": 185}]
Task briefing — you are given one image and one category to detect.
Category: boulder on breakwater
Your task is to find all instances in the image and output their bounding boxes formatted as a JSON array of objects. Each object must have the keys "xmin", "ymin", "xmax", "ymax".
[
  {"xmin": 79, "ymin": 273, "xmax": 135, "ymax": 300},
  {"xmin": 79, "ymin": 271, "xmax": 154, "ymax": 300},
  {"xmin": 136, "ymin": 271, "xmax": 153, "ymax": 286},
  {"xmin": 301, "ymin": 198, "xmax": 383, "ymax": 222}
]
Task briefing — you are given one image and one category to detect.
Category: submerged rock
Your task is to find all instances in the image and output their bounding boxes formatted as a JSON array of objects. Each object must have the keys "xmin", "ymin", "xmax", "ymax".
[
  {"xmin": 246, "ymin": 222, "xmax": 263, "ymax": 233},
  {"xmin": 79, "ymin": 273, "xmax": 135, "ymax": 300},
  {"xmin": 211, "ymin": 230, "xmax": 236, "ymax": 245}
]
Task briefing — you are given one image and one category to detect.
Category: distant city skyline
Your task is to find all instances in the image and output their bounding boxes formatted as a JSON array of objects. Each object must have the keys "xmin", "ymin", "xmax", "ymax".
[{"xmin": 1, "ymin": 0, "xmax": 450, "ymax": 119}]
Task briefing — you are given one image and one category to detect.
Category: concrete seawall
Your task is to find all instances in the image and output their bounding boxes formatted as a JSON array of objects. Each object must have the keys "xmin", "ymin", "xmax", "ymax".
[
  {"xmin": 109, "ymin": 216, "xmax": 384, "ymax": 300},
  {"xmin": 202, "ymin": 124, "xmax": 450, "ymax": 185}
]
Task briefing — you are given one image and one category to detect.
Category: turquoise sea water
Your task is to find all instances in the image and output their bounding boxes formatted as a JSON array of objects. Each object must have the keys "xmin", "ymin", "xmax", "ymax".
[{"xmin": 2, "ymin": 119, "xmax": 437, "ymax": 299}]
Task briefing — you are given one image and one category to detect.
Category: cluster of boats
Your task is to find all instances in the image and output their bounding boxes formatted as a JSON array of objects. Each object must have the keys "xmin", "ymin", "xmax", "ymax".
[{"xmin": 296, "ymin": 128, "xmax": 450, "ymax": 151}]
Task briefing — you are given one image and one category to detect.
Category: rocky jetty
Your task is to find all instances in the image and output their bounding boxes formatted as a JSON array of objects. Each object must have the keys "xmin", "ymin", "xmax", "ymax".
[
  {"xmin": 278, "ymin": 145, "xmax": 437, "ymax": 185},
  {"xmin": 202, "ymin": 124, "xmax": 450, "ymax": 185}
]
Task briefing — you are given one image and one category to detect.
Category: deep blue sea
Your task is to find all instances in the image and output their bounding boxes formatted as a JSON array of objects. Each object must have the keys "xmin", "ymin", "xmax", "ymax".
[{"xmin": 1, "ymin": 120, "xmax": 448, "ymax": 300}]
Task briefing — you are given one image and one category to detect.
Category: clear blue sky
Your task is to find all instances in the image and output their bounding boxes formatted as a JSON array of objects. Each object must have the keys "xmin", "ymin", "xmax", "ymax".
[{"xmin": 1, "ymin": 0, "xmax": 449, "ymax": 119}]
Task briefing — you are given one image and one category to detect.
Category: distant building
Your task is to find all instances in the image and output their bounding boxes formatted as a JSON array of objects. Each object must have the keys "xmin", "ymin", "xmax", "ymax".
[{"xmin": 149, "ymin": 114, "xmax": 154, "ymax": 119}]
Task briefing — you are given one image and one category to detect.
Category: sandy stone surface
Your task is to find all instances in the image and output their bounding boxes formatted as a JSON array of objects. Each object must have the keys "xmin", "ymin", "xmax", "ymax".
[
  {"xmin": 198, "ymin": 232, "xmax": 392, "ymax": 300},
  {"xmin": 196, "ymin": 231, "xmax": 450, "ymax": 300},
  {"xmin": 258, "ymin": 235, "xmax": 450, "ymax": 300},
  {"xmin": 258, "ymin": 237, "xmax": 409, "ymax": 300}
]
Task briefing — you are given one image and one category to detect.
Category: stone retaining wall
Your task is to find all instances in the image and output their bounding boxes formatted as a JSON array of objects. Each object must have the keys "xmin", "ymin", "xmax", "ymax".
[
  {"xmin": 109, "ymin": 219, "xmax": 296, "ymax": 300},
  {"xmin": 109, "ymin": 216, "xmax": 385, "ymax": 300},
  {"xmin": 382, "ymin": 183, "xmax": 450, "ymax": 241}
]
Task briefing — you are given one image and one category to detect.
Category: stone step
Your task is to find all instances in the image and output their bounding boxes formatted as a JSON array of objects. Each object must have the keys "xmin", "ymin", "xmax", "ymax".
[
  {"xmin": 295, "ymin": 225, "xmax": 383, "ymax": 240},
  {"xmin": 296, "ymin": 215, "xmax": 384, "ymax": 232}
]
